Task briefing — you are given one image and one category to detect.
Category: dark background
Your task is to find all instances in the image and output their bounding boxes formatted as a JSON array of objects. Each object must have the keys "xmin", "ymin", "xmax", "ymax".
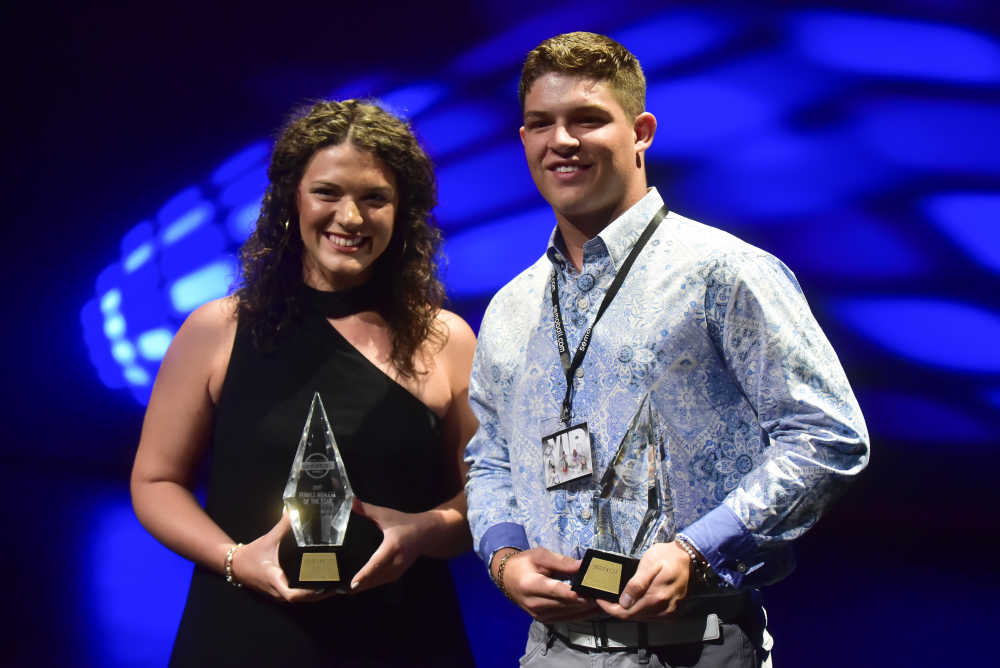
[{"xmin": 4, "ymin": 1, "xmax": 999, "ymax": 665}]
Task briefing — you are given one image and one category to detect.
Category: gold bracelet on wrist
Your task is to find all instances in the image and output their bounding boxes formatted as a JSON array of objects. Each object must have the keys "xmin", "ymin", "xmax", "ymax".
[
  {"xmin": 493, "ymin": 549, "xmax": 520, "ymax": 603},
  {"xmin": 225, "ymin": 543, "xmax": 244, "ymax": 588}
]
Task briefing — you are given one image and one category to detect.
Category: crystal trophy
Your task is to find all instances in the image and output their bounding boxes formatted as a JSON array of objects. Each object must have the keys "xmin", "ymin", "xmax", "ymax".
[
  {"xmin": 571, "ymin": 394, "xmax": 674, "ymax": 601},
  {"xmin": 278, "ymin": 392, "xmax": 382, "ymax": 589}
]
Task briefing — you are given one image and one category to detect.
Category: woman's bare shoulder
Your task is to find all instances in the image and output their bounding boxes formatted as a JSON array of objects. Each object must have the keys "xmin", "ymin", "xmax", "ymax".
[
  {"xmin": 161, "ymin": 296, "xmax": 239, "ymax": 397},
  {"xmin": 175, "ymin": 296, "xmax": 239, "ymax": 346},
  {"xmin": 433, "ymin": 309, "xmax": 476, "ymax": 382},
  {"xmin": 435, "ymin": 309, "xmax": 476, "ymax": 351}
]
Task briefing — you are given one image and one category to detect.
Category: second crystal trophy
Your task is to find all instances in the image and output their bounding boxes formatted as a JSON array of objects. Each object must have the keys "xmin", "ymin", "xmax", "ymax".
[
  {"xmin": 278, "ymin": 392, "xmax": 381, "ymax": 589},
  {"xmin": 571, "ymin": 394, "xmax": 674, "ymax": 601}
]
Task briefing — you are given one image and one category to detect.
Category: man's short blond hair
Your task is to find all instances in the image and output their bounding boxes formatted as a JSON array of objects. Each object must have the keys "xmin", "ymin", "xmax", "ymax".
[{"xmin": 519, "ymin": 31, "xmax": 646, "ymax": 119}]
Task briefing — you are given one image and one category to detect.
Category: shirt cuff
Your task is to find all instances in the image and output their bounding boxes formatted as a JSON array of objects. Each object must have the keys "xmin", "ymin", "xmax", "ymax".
[
  {"xmin": 478, "ymin": 522, "xmax": 530, "ymax": 567},
  {"xmin": 679, "ymin": 504, "xmax": 761, "ymax": 588}
]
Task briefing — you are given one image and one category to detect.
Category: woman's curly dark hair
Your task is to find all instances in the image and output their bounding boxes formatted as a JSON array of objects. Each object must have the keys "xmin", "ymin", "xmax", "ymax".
[{"xmin": 235, "ymin": 99, "xmax": 445, "ymax": 378}]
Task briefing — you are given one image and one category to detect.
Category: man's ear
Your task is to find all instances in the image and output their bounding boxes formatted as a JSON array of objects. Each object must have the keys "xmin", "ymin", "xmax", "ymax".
[
  {"xmin": 633, "ymin": 112, "xmax": 657, "ymax": 152},
  {"xmin": 519, "ymin": 125, "xmax": 526, "ymax": 145}
]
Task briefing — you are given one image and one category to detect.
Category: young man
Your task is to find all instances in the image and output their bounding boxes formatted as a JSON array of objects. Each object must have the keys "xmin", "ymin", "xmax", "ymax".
[{"xmin": 464, "ymin": 32, "xmax": 869, "ymax": 666}]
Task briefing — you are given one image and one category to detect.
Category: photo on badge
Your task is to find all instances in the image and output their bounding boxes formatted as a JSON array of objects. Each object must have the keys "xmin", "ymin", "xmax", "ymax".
[{"xmin": 540, "ymin": 416, "xmax": 594, "ymax": 489}]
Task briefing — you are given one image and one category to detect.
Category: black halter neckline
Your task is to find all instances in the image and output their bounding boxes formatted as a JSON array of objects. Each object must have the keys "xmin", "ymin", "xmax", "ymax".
[{"xmin": 300, "ymin": 281, "xmax": 386, "ymax": 319}]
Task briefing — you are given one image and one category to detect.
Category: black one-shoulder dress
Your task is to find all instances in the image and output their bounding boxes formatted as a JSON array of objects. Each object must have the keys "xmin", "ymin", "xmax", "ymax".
[{"xmin": 170, "ymin": 299, "xmax": 473, "ymax": 666}]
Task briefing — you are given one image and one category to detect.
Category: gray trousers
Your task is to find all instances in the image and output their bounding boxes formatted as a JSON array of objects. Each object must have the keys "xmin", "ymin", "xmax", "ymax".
[{"xmin": 518, "ymin": 619, "xmax": 773, "ymax": 668}]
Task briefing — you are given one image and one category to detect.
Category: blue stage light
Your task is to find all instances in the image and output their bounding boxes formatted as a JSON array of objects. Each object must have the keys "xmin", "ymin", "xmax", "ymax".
[
  {"xmin": 435, "ymin": 143, "xmax": 537, "ymax": 227},
  {"xmin": 833, "ymin": 298, "xmax": 1000, "ymax": 373},
  {"xmin": 923, "ymin": 192, "xmax": 1000, "ymax": 273},
  {"xmin": 378, "ymin": 81, "xmax": 448, "ymax": 119},
  {"xmin": 123, "ymin": 242, "xmax": 154, "ymax": 273},
  {"xmin": 988, "ymin": 388, "xmax": 1000, "ymax": 409},
  {"xmin": 211, "ymin": 141, "xmax": 270, "ymax": 186},
  {"xmin": 857, "ymin": 390, "xmax": 992, "ymax": 444},
  {"xmin": 442, "ymin": 206, "xmax": 553, "ymax": 298},
  {"xmin": 111, "ymin": 341, "xmax": 136, "ymax": 365},
  {"xmin": 679, "ymin": 129, "xmax": 891, "ymax": 219},
  {"xmin": 161, "ymin": 202, "xmax": 215, "ymax": 246},
  {"xmin": 100, "ymin": 288, "xmax": 121, "ymax": 313},
  {"xmin": 103, "ymin": 313, "xmax": 126, "ymax": 340},
  {"xmin": 447, "ymin": 4, "xmax": 617, "ymax": 79},
  {"xmin": 83, "ymin": 140, "xmax": 261, "ymax": 402},
  {"xmin": 792, "ymin": 11, "xmax": 1000, "ymax": 83},
  {"xmin": 157, "ymin": 186, "xmax": 204, "ymax": 227},
  {"xmin": 689, "ymin": 51, "xmax": 840, "ymax": 118},
  {"xmin": 121, "ymin": 221, "xmax": 156, "ymax": 274},
  {"xmin": 414, "ymin": 100, "xmax": 511, "ymax": 159},
  {"xmin": 137, "ymin": 328, "xmax": 174, "ymax": 361},
  {"xmin": 767, "ymin": 211, "xmax": 928, "ymax": 279},
  {"xmin": 168, "ymin": 258, "xmax": 237, "ymax": 314},
  {"xmin": 86, "ymin": 497, "xmax": 193, "ymax": 666},
  {"xmin": 161, "ymin": 226, "xmax": 228, "ymax": 281},
  {"xmin": 81, "ymin": 298, "xmax": 126, "ymax": 389},
  {"xmin": 330, "ymin": 73, "xmax": 393, "ymax": 101},
  {"xmin": 226, "ymin": 201, "xmax": 260, "ymax": 243},
  {"xmin": 218, "ymin": 167, "xmax": 266, "ymax": 209},
  {"xmin": 612, "ymin": 10, "xmax": 734, "ymax": 73},
  {"xmin": 123, "ymin": 365, "xmax": 151, "ymax": 386},
  {"xmin": 646, "ymin": 76, "xmax": 775, "ymax": 158},
  {"xmin": 856, "ymin": 99, "xmax": 1000, "ymax": 173}
]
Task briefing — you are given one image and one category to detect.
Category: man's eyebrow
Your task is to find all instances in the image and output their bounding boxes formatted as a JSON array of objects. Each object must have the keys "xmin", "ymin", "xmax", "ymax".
[{"xmin": 524, "ymin": 104, "xmax": 612, "ymax": 118}]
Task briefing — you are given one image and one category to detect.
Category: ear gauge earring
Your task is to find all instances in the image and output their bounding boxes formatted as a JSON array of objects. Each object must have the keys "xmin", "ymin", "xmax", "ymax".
[{"xmin": 636, "ymin": 153, "xmax": 642, "ymax": 168}]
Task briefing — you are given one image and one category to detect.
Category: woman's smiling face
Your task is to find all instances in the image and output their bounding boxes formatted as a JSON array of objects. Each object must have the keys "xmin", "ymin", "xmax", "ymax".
[{"xmin": 296, "ymin": 142, "xmax": 398, "ymax": 291}]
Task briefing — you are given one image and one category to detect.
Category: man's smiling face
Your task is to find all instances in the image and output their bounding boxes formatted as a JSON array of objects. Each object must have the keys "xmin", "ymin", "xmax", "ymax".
[{"xmin": 520, "ymin": 72, "xmax": 653, "ymax": 231}]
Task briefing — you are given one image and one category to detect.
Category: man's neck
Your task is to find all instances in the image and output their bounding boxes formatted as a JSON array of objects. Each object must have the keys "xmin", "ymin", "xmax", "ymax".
[
  {"xmin": 554, "ymin": 192, "xmax": 646, "ymax": 271},
  {"xmin": 555, "ymin": 219, "xmax": 598, "ymax": 272}
]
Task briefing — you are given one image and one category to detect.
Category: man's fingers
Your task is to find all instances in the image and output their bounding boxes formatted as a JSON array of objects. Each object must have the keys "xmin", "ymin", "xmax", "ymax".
[
  {"xmin": 530, "ymin": 548, "xmax": 583, "ymax": 577},
  {"xmin": 619, "ymin": 558, "xmax": 660, "ymax": 609},
  {"xmin": 529, "ymin": 598, "xmax": 600, "ymax": 623}
]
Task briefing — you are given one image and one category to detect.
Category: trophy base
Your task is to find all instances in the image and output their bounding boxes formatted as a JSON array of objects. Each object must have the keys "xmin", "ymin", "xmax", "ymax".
[
  {"xmin": 571, "ymin": 548, "xmax": 639, "ymax": 601},
  {"xmin": 278, "ymin": 512, "xmax": 383, "ymax": 590}
]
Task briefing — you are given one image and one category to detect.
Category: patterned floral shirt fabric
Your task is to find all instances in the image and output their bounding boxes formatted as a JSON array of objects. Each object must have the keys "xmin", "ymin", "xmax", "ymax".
[{"xmin": 464, "ymin": 188, "xmax": 870, "ymax": 588}]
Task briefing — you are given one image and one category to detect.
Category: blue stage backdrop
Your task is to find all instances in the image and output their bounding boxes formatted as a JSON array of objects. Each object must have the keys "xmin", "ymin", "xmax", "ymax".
[{"xmin": 49, "ymin": 2, "xmax": 1000, "ymax": 666}]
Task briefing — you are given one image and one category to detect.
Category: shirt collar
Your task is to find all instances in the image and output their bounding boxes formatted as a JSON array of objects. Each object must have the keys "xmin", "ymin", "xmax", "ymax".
[{"xmin": 545, "ymin": 188, "xmax": 665, "ymax": 271}]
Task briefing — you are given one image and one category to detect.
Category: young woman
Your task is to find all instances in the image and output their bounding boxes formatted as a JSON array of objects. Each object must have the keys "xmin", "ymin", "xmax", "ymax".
[{"xmin": 131, "ymin": 100, "xmax": 477, "ymax": 666}]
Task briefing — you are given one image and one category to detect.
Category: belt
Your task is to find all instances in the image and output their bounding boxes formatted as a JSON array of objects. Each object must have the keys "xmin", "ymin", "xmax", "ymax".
[{"xmin": 549, "ymin": 591, "xmax": 752, "ymax": 651}]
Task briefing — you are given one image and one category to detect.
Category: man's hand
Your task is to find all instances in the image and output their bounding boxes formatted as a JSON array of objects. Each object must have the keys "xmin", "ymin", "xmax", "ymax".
[
  {"xmin": 491, "ymin": 547, "xmax": 599, "ymax": 623},
  {"xmin": 595, "ymin": 541, "xmax": 691, "ymax": 620}
]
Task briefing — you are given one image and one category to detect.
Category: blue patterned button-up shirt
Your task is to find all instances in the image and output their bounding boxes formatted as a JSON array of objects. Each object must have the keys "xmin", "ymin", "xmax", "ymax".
[{"xmin": 464, "ymin": 188, "xmax": 869, "ymax": 588}]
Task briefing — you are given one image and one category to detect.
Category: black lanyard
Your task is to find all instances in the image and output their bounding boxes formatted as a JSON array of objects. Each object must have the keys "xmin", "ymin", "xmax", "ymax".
[{"xmin": 551, "ymin": 205, "xmax": 668, "ymax": 424}]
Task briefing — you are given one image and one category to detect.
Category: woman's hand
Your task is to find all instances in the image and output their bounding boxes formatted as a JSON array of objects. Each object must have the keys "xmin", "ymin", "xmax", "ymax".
[
  {"xmin": 229, "ymin": 512, "xmax": 339, "ymax": 604},
  {"xmin": 348, "ymin": 499, "xmax": 429, "ymax": 592}
]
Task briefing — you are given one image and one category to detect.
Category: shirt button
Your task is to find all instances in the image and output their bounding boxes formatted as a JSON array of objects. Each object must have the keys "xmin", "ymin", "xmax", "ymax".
[
  {"xmin": 736, "ymin": 562, "xmax": 747, "ymax": 573},
  {"xmin": 577, "ymin": 273, "xmax": 595, "ymax": 292},
  {"xmin": 575, "ymin": 368, "xmax": 585, "ymax": 378}
]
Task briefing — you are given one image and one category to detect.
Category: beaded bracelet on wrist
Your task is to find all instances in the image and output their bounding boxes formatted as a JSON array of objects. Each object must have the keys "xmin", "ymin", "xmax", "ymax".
[
  {"xmin": 675, "ymin": 535, "xmax": 718, "ymax": 586},
  {"xmin": 225, "ymin": 543, "xmax": 244, "ymax": 588}
]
